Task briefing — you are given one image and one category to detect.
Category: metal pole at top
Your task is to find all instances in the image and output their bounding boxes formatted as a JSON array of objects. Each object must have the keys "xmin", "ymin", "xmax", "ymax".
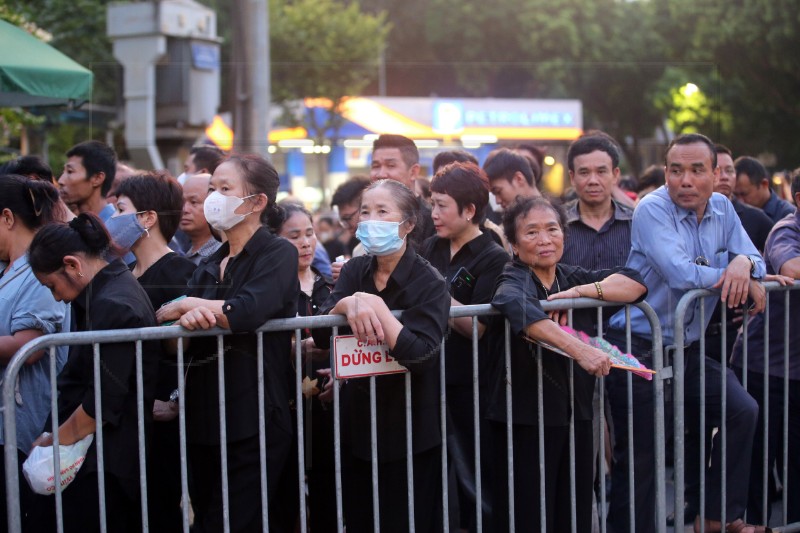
[{"xmin": 251, "ymin": 0, "xmax": 270, "ymax": 155}]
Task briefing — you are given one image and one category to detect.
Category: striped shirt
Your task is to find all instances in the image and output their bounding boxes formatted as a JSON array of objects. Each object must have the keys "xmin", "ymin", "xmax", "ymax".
[{"xmin": 561, "ymin": 199, "xmax": 633, "ymax": 271}]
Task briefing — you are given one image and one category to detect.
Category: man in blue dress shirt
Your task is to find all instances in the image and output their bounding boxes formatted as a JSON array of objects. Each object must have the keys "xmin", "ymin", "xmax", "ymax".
[{"xmin": 604, "ymin": 133, "xmax": 767, "ymax": 533}]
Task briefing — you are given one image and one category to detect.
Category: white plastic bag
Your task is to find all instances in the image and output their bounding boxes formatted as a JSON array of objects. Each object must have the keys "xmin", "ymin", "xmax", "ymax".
[{"xmin": 22, "ymin": 433, "xmax": 94, "ymax": 495}]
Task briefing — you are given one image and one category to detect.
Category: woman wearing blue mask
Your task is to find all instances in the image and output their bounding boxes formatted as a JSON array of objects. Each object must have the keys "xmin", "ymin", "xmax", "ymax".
[
  {"xmin": 107, "ymin": 171, "xmax": 195, "ymax": 531},
  {"xmin": 155, "ymin": 154, "xmax": 299, "ymax": 533},
  {"xmin": 313, "ymin": 179, "xmax": 450, "ymax": 532}
]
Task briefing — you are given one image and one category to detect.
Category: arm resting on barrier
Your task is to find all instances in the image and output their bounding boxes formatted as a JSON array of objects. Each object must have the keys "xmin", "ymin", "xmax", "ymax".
[
  {"xmin": 547, "ymin": 273, "xmax": 646, "ymax": 304},
  {"xmin": 156, "ymin": 297, "xmax": 228, "ymax": 330},
  {"xmin": 30, "ymin": 405, "xmax": 95, "ymax": 450},
  {"xmin": 525, "ymin": 318, "xmax": 612, "ymax": 378}
]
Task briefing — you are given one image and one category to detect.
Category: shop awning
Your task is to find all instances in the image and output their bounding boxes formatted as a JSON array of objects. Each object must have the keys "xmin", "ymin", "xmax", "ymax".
[{"xmin": 0, "ymin": 19, "xmax": 93, "ymax": 107}]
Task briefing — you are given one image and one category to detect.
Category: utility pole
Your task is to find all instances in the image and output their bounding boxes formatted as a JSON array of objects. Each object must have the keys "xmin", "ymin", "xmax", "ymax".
[{"xmin": 233, "ymin": 0, "xmax": 270, "ymax": 154}]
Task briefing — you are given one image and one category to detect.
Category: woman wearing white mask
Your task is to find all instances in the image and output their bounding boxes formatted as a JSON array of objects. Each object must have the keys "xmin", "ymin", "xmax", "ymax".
[
  {"xmin": 106, "ymin": 171, "xmax": 195, "ymax": 531},
  {"xmin": 313, "ymin": 179, "xmax": 450, "ymax": 532},
  {"xmin": 156, "ymin": 154, "xmax": 299, "ymax": 533}
]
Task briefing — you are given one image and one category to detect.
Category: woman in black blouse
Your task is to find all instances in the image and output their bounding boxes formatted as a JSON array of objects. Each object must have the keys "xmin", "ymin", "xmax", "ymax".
[
  {"xmin": 156, "ymin": 154, "xmax": 299, "ymax": 533},
  {"xmin": 314, "ymin": 179, "xmax": 450, "ymax": 532},
  {"xmin": 419, "ymin": 161, "xmax": 509, "ymax": 530},
  {"xmin": 269, "ymin": 201, "xmax": 336, "ymax": 531},
  {"xmin": 487, "ymin": 196, "xmax": 646, "ymax": 533},
  {"xmin": 28, "ymin": 214, "xmax": 160, "ymax": 533},
  {"xmin": 107, "ymin": 171, "xmax": 196, "ymax": 531}
]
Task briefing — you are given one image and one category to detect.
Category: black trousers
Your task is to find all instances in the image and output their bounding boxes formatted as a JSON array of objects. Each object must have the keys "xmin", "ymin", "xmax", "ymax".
[
  {"xmin": 734, "ymin": 368, "xmax": 800, "ymax": 524},
  {"xmin": 489, "ymin": 420, "xmax": 593, "ymax": 533},
  {"xmin": 146, "ymin": 420, "xmax": 182, "ymax": 533},
  {"xmin": 0, "ymin": 447, "xmax": 38, "ymax": 533},
  {"xmin": 446, "ymin": 383, "xmax": 494, "ymax": 532},
  {"xmin": 343, "ymin": 445, "xmax": 443, "ymax": 533},
  {"xmin": 188, "ymin": 425, "xmax": 292, "ymax": 533},
  {"xmin": 605, "ymin": 330, "xmax": 758, "ymax": 533},
  {"xmin": 28, "ymin": 470, "xmax": 141, "ymax": 533}
]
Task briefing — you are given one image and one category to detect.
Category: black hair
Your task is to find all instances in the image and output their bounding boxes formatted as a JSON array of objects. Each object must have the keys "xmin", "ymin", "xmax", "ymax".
[
  {"xmin": 29, "ymin": 213, "xmax": 117, "ymax": 274},
  {"xmin": 664, "ymin": 133, "xmax": 716, "ymax": 170},
  {"xmin": 1, "ymin": 155, "xmax": 55, "ymax": 184},
  {"xmin": 432, "ymin": 150, "xmax": 478, "ymax": 174},
  {"xmin": 734, "ymin": 156, "xmax": 768, "ymax": 185},
  {"xmin": 515, "ymin": 143, "xmax": 546, "ymax": 170},
  {"xmin": 714, "ymin": 144, "xmax": 733, "ymax": 159},
  {"xmin": 482, "ymin": 148, "xmax": 534, "ymax": 186},
  {"xmin": 0, "ymin": 174, "xmax": 61, "ymax": 229},
  {"xmin": 114, "ymin": 171, "xmax": 184, "ymax": 241},
  {"xmin": 637, "ymin": 165, "xmax": 665, "ymax": 192},
  {"xmin": 223, "ymin": 154, "xmax": 281, "ymax": 224},
  {"xmin": 331, "ymin": 175, "xmax": 371, "ymax": 209},
  {"xmin": 502, "ymin": 196, "xmax": 567, "ymax": 247},
  {"xmin": 567, "ymin": 131, "xmax": 621, "ymax": 172},
  {"xmin": 189, "ymin": 145, "xmax": 226, "ymax": 174},
  {"xmin": 267, "ymin": 200, "xmax": 313, "ymax": 234},
  {"xmin": 790, "ymin": 168, "xmax": 800, "ymax": 199},
  {"xmin": 430, "ymin": 162, "xmax": 490, "ymax": 224},
  {"xmin": 372, "ymin": 134, "xmax": 419, "ymax": 167},
  {"xmin": 65, "ymin": 140, "xmax": 118, "ymax": 196}
]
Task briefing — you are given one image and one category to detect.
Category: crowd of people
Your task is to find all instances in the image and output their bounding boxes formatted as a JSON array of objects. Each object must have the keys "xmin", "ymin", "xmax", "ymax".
[{"xmin": 0, "ymin": 130, "xmax": 797, "ymax": 533}]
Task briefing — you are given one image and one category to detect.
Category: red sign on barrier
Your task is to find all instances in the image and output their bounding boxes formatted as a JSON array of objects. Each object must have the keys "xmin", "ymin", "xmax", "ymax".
[{"xmin": 333, "ymin": 335, "xmax": 408, "ymax": 379}]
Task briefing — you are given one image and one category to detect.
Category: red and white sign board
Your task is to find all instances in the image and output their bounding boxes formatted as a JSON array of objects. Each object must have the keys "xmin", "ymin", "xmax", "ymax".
[{"xmin": 333, "ymin": 335, "xmax": 408, "ymax": 379}]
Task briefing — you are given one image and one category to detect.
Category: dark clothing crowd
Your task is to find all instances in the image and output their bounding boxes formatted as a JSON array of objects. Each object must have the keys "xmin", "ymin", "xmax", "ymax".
[{"xmin": 0, "ymin": 133, "xmax": 798, "ymax": 533}]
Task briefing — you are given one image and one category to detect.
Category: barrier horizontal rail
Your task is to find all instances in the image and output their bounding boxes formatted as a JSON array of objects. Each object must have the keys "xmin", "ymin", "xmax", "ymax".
[{"xmin": 4, "ymin": 298, "xmax": 665, "ymax": 533}]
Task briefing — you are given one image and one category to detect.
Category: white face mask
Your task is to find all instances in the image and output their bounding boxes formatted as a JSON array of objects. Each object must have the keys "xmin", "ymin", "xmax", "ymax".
[
  {"xmin": 203, "ymin": 191, "xmax": 256, "ymax": 231},
  {"xmin": 175, "ymin": 172, "xmax": 189, "ymax": 185}
]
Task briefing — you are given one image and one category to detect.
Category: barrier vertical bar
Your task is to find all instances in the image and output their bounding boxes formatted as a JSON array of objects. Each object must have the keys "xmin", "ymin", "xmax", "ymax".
[
  {"xmin": 93, "ymin": 343, "xmax": 107, "ymax": 533},
  {"xmin": 331, "ymin": 326, "xmax": 344, "ymax": 533},
  {"xmin": 597, "ymin": 307, "xmax": 607, "ymax": 533},
  {"xmin": 674, "ymin": 306, "xmax": 687, "ymax": 531},
  {"xmin": 50, "ymin": 345, "xmax": 64, "ymax": 533},
  {"xmin": 720, "ymin": 304, "xmax": 727, "ymax": 528},
  {"xmin": 135, "ymin": 340, "xmax": 149, "ymax": 532},
  {"xmin": 216, "ymin": 335, "xmax": 230, "ymax": 533},
  {"xmin": 256, "ymin": 332, "xmax": 269, "ymax": 532},
  {"xmin": 783, "ymin": 290, "xmax": 790, "ymax": 525},
  {"xmin": 472, "ymin": 316, "xmax": 483, "ymax": 532},
  {"xmin": 536, "ymin": 344, "xmax": 546, "ymax": 532},
  {"xmin": 440, "ymin": 339, "xmax": 449, "ymax": 533},
  {"xmin": 405, "ymin": 372, "xmax": 416, "ymax": 532},
  {"xmin": 700, "ymin": 304, "xmax": 706, "ymax": 533},
  {"xmin": 295, "ymin": 328, "xmax": 308, "ymax": 533},
  {"xmin": 762, "ymin": 298, "xmax": 770, "ymax": 522},
  {"xmin": 650, "ymin": 306, "xmax": 667, "ymax": 533},
  {"xmin": 742, "ymin": 312, "xmax": 749, "ymax": 390},
  {"xmin": 625, "ymin": 307, "xmax": 635, "ymax": 533},
  {"xmin": 504, "ymin": 319, "xmax": 515, "ymax": 533},
  {"xmin": 370, "ymin": 375, "xmax": 380, "ymax": 532},
  {"xmin": 567, "ymin": 309, "xmax": 577, "ymax": 533},
  {"xmin": 176, "ymin": 338, "xmax": 190, "ymax": 533}
]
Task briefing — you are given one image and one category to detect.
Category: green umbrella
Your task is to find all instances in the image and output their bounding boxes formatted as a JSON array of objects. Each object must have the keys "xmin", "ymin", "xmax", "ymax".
[{"xmin": 0, "ymin": 18, "xmax": 93, "ymax": 107}]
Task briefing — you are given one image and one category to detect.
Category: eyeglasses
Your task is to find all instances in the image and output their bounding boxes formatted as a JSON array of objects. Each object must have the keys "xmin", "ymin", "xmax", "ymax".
[{"xmin": 695, "ymin": 256, "xmax": 710, "ymax": 267}]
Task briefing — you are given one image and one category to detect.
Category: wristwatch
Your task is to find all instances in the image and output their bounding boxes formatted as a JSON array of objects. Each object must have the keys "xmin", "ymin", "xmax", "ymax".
[
  {"xmin": 169, "ymin": 388, "xmax": 180, "ymax": 404},
  {"xmin": 747, "ymin": 256, "xmax": 757, "ymax": 277}
]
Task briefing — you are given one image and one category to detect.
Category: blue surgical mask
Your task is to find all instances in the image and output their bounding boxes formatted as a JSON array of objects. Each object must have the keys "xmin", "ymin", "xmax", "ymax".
[
  {"xmin": 356, "ymin": 220, "xmax": 406, "ymax": 256},
  {"xmin": 106, "ymin": 212, "xmax": 146, "ymax": 251}
]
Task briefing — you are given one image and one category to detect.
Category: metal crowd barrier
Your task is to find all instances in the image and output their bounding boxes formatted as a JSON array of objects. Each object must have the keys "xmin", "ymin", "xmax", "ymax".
[
  {"xmin": 672, "ymin": 281, "xmax": 800, "ymax": 533},
  {"xmin": 4, "ymin": 299, "xmax": 665, "ymax": 533}
]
